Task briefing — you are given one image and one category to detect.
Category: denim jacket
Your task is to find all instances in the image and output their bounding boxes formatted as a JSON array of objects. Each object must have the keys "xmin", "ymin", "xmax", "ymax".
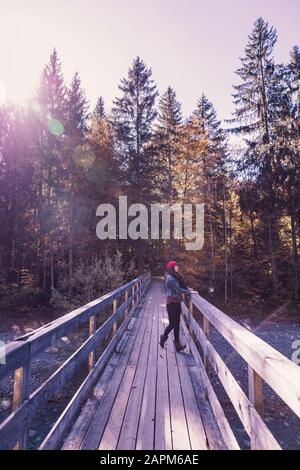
[{"xmin": 165, "ymin": 273, "xmax": 191, "ymax": 303}]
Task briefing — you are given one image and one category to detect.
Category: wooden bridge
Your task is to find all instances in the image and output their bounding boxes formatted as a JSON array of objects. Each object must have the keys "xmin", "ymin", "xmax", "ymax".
[{"xmin": 1, "ymin": 274, "xmax": 300, "ymax": 450}]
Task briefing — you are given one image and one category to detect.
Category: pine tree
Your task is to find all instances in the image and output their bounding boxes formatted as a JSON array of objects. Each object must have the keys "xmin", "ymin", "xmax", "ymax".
[
  {"xmin": 229, "ymin": 17, "xmax": 277, "ymax": 141},
  {"xmin": 64, "ymin": 72, "xmax": 89, "ymax": 296},
  {"xmin": 229, "ymin": 18, "xmax": 280, "ymax": 292},
  {"xmin": 288, "ymin": 46, "xmax": 300, "ymax": 123},
  {"xmin": 192, "ymin": 94, "xmax": 228, "ymax": 294},
  {"xmin": 194, "ymin": 94, "xmax": 223, "ymax": 149},
  {"xmin": 66, "ymin": 71, "xmax": 89, "ymax": 143},
  {"xmin": 38, "ymin": 48, "xmax": 67, "ymax": 124},
  {"xmin": 111, "ymin": 56, "xmax": 158, "ymax": 201},
  {"xmin": 94, "ymin": 96, "xmax": 105, "ymax": 119},
  {"xmin": 193, "ymin": 93, "xmax": 227, "ymax": 180},
  {"xmin": 87, "ymin": 113, "xmax": 119, "ymax": 199},
  {"xmin": 0, "ymin": 105, "xmax": 34, "ymax": 280},
  {"xmin": 35, "ymin": 49, "xmax": 68, "ymax": 291},
  {"xmin": 270, "ymin": 53, "xmax": 300, "ymax": 300},
  {"xmin": 155, "ymin": 86, "xmax": 182, "ymax": 203}
]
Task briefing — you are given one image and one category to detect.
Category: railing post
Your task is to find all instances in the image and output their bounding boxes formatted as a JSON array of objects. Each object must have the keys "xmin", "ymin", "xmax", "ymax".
[
  {"xmin": 248, "ymin": 366, "xmax": 264, "ymax": 416},
  {"xmin": 12, "ymin": 364, "xmax": 30, "ymax": 449},
  {"xmin": 188, "ymin": 298, "xmax": 193, "ymax": 337},
  {"xmin": 112, "ymin": 299, "xmax": 118, "ymax": 335},
  {"xmin": 87, "ymin": 315, "xmax": 96, "ymax": 371},
  {"xmin": 203, "ymin": 316, "xmax": 210, "ymax": 373},
  {"xmin": 248, "ymin": 365, "xmax": 264, "ymax": 449},
  {"xmin": 185, "ymin": 297, "xmax": 194, "ymax": 355},
  {"xmin": 131, "ymin": 284, "xmax": 135, "ymax": 309},
  {"xmin": 125, "ymin": 290, "xmax": 129, "ymax": 318}
]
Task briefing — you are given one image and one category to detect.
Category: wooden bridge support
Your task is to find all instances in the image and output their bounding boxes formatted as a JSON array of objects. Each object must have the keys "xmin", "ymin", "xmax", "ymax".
[
  {"xmin": 112, "ymin": 299, "xmax": 118, "ymax": 335},
  {"xmin": 88, "ymin": 316, "xmax": 96, "ymax": 371},
  {"xmin": 12, "ymin": 364, "xmax": 30, "ymax": 449},
  {"xmin": 248, "ymin": 366, "xmax": 264, "ymax": 450},
  {"xmin": 125, "ymin": 290, "xmax": 129, "ymax": 318}
]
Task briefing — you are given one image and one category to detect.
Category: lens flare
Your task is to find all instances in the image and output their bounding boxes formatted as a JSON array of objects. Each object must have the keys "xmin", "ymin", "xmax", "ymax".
[
  {"xmin": 72, "ymin": 145, "xmax": 95, "ymax": 169},
  {"xmin": 48, "ymin": 118, "xmax": 64, "ymax": 136},
  {"xmin": 31, "ymin": 101, "xmax": 42, "ymax": 113},
  {"xmin": 0, "ymin": 80, "xmax": 7, "ymax": 105}
]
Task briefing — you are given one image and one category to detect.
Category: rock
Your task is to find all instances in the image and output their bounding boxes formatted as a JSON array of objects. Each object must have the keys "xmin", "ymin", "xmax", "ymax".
[
  {"xmin": 1, "ymin": 399, "xmax": 11, "ymax": 409},
  {"xmin": 24, "ymin": 328, "xmax": 34, "ymax": 333},
  {"xmin": 61, "ymin": 336, "xmax": 70, "ymax": 344},
  {"xmin": 45, "ymin": 346, "xmax": 59, "ymax": 354}
]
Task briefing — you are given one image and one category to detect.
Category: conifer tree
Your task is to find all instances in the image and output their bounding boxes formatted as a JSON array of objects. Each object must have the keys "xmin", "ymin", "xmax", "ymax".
[
  {"xmin": 94, "ymin": 96, "xmax": 105, "ymax": 119},
  {"xmin": 270, "ymin": 52, "xmax": 300, "ymax": 300},
  {"xmin": 66, "ymin": 71, "xmax": 89, "ymax": 142},
  {"xmin": 229, "ymin": 17, "xmax": 277, "ymax": 141},
  {"xmin": 229, "ymin": 18, "xmax": 280, "ymax": 292},
  {"xmin": 194, "ymin": 94, "xmax": 223, "ymax": 150},
  {"xmin": 64, "ymin": 72, "xmax": 89, "ymax": 295},
  {"xmin": 38, "ymin": 48, "xmax": 67, "ymax": 123},
  {"xmin": 35, "ymin": 48, "xmax": 68, "ymax": 291},
  {"xmin": 155, "ymin": 86, "xmax": 182, "ymax": 203},
  {"xmin": 111, "ymin": 56, "xmax": 158, "ymax": 201},
  {"xmin": 193, "ymin": 94, "xmax": 228, "ymax": 294}
]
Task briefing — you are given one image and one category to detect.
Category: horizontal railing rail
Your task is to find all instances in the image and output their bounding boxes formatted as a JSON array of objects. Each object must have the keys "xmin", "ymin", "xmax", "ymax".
[
  {"xmin": 0, "ymin": 273, "xmax": 150, "ymax": 450},
  {"xmin": 181, "ymin": 292, "xmax": 300, "ymax": 450}
]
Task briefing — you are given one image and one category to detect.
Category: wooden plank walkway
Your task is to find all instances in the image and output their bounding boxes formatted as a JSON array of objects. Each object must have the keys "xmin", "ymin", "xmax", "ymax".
[{"xmin": 62, "ymin": 280, "xmax": 226, "ymax": 450}]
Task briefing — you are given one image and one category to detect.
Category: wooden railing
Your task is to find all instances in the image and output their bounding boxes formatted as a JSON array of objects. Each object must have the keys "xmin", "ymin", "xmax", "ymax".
[
  {"xmin": 1, "ymin": 275, "xmax": 298, "ymax": 451},
  {"xmin": 181, "ymin": 292, "xmax": 300, "ymax": 450},
  {"xmin": 0, "ymin": 273, "xmax": 150, "ymax": 450}
]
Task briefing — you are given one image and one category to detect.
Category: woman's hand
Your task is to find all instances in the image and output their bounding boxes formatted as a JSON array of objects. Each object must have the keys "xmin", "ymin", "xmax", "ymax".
[{"xmin": 187, "ymin": 286, "xmax": 198, "ymax": 294}]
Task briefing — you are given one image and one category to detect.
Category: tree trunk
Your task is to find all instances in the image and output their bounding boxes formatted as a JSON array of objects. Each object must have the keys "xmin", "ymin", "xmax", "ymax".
[
  {"xmin": 223, "ymin": 187, "xmax": 228, "ymax": 303},
  {"xmin": 291, "ymin": 212, "xmax": 299, "ymax": 300},
  {"xmin": 68, "ymin": 200, "xmax": 75, "ymax": 298},
  {"xmin": 167, "ymin": 142, "xmax": 174, "ymax": 259},
  {"xmin": 249, "ymin": 211, "xmax": 258, "ymax": 256},
  {"xmin": 229, "ymin": 202, "xmax": 233, "ymax": 299},
  {"xmin": 50, "ymin": 250, "xmax": 54, "ymax": 292},
  {"xmin": 268, "ymin": 218, "xmax": 278, "ymax": 292},
  {"xmin": 11, "ymin": 239, "xmax": 16, "ymax": 275},
  {"xmin": 68, "ymin": 233, "xmax": 73, "ymax": 299},
  {"xmin": 43, "ymin": 248, "xmax": 47, "ymax": 291},
  {"xmin": 208, "ymin": 205, "xmax": 215, "ymax": 292}
]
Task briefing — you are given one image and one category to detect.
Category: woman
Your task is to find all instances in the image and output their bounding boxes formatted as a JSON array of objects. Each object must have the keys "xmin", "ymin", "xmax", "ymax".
[{"xmin": 160, "ymin": 261, "xmax": 191, "ymax": 352}]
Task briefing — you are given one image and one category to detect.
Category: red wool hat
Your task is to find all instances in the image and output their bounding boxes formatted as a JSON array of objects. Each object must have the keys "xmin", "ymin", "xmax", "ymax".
[{"xmin": 166, "ymin": 261, "xmax": 177, "ymax": 270}]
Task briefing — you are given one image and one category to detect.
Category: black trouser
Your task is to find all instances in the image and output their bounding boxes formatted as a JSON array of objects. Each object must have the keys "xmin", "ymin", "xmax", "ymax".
[{"xmin": 164, "ymin": 302, "xmax": 181, "ymax": 342}]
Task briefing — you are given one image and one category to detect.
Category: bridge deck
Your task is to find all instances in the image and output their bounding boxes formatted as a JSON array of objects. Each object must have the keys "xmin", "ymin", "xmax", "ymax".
[{"xmin": 62, "ymin": 280, "xmax": 226, "ymax": 450}]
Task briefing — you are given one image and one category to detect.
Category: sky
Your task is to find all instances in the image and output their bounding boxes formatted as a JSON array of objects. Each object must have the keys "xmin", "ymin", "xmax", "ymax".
[{"xmin": 0, "ymin": 0, "xmax": 299, "ymax": 125}]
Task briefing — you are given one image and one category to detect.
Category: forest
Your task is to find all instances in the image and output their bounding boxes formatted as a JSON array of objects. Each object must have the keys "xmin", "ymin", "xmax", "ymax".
[{"xmin": 0, "ymin": 17, "xmax": 299, "ymax": 314}]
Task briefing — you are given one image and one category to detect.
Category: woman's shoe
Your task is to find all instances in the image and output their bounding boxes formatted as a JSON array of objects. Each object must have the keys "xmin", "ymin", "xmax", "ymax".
[
  {"xmin": 160, "ymin": 334, "xmax": 167, "ymax": 348},
  {"xmin": 174, "ymin": 340, "xmax": 186, "ymax": 352}
]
